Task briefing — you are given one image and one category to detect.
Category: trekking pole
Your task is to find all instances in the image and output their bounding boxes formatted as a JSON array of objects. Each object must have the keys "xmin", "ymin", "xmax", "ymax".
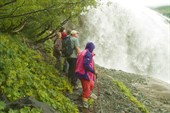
[{"xmin": 96, "ymin": 74, "xmax": 103, "ymax": 113}]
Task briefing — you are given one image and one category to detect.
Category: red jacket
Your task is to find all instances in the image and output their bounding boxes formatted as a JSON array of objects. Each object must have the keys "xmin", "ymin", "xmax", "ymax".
[{"xmin": 61, "ymin": 32, "xmax": 67, "ymax": 40}]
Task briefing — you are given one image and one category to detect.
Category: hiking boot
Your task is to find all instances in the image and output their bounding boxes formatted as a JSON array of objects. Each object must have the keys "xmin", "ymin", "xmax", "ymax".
[
  {"xmin": 73, "ymin": 85, "xmax": 79, "ymax": 90},
  {"xmin": 90, "ymin": 93, "xmax": 97, "ymax": 100},
  {"xmin": 83, "ymin": 101, "xmax": 89, "ymax": 108}
]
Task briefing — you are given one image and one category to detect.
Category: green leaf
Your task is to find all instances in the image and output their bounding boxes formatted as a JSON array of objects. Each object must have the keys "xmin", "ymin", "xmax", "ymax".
[{"xmin": 0, "ymin": 101, "xmax": 5, "ymax": 110}]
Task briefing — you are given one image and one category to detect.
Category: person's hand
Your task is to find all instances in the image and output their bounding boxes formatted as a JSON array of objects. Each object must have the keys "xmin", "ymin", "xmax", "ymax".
[
  {"xmin": 94, "ymin": 70, "xmax": 98, "ymax": 75},
  {"xmin": 94, "ymin": 70, "xmax": 98, "ymax": 80}
]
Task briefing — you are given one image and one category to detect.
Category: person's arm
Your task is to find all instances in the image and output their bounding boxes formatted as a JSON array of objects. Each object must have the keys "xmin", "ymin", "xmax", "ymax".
[
  {"xmin": 75, "ymin": 38, "xmax": 81, "ymax": 54},
  {"xmin": 76, "ymin": 47, "xmax": 81, "ymax": 54},
  {"xmin": 83, "ymin": 51, "xmax": 95, "ymax": 73}
]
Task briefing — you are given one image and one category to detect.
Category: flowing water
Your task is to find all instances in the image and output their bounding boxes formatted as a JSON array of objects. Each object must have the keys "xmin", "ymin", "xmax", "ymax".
[{"xmin": 78, "ymin": 1, "xmax": 170, "ymax": 83}]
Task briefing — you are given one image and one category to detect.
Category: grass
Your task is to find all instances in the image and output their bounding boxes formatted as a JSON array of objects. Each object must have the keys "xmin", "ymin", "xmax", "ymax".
[{"xmin": 152, "ymin": 6, "xmax": 170, "ymax": 18}]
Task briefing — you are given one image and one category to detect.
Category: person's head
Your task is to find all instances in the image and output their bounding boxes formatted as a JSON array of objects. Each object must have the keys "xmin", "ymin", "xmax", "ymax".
[
  {"xmin": 85, "ymin": 42, "xmax": 95, "ymax": 53},
  {"xmin": 71, "ymin": 30, "xmax": 78, "ymax": 38},
  {"xmin": 56, "ymin": 30, "xmax": 61, "ymax": 39},
  {"xmin": 59, "ymin": 27, "xmax": 65, "ymax": 32}
]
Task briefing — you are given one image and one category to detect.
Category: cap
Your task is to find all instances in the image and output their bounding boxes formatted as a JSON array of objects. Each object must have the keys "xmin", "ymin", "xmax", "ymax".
[{"xmin": 71, "ymin": 30, "xmax": 78, "ymax": 35}]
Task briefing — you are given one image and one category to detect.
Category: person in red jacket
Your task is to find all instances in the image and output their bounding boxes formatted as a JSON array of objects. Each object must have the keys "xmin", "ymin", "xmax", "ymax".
[
  {"xmin": 59, "ymin": 27, "xmax": 67, "ymax": 40},
  {"xmin": 75, "ymin": 42, "xmax": 98, "ymax": 108}
]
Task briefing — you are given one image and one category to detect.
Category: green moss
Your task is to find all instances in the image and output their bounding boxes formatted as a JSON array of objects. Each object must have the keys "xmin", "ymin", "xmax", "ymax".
[{"xmin": 112, "ymin": 79, "xmax": 149, "ymax": 113}]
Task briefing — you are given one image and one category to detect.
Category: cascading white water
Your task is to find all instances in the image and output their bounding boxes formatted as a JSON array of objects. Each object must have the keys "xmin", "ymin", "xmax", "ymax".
[{"xmin": 78, "ymin": 1, "xmax": 170, "ymax": 83}]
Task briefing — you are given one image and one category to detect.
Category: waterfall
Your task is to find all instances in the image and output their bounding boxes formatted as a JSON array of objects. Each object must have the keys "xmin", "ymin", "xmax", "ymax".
[{"xmin": 78, "ymin": 1, "xmax": 170, "ymax": 83}]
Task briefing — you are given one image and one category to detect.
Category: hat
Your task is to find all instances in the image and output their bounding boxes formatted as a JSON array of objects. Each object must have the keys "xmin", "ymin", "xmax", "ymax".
[
  {"xmin": 71, "ymin": 30, "xmax": 78, "ymax": 35},
  {"xmin": 85, "ymin": 42, "xmax": 95, "ymax": 53}
]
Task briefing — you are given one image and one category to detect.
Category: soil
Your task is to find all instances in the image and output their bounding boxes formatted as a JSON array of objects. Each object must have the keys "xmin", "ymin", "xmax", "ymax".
[{"xmin": 67, "ymin": 65, "xmax": 170, "ymax": 113}]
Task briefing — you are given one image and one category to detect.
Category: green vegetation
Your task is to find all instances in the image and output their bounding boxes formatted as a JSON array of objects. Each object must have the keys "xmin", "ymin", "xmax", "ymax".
[
  {"xmin": 0, "ymin": 1, "xmax": 96, "ymax": 112},
  {"xmin": 112, "ymin": 79, "xmax": 149, "ymax": 113},
  {"xmin": 0, "ymin": 0, "xmax": 96, "ymax": 42},
  {"xmin": 0, "ymin": 101, "xmax": 5, "ymax": 111},
  {"xmin": 153, "ymin": 6, "xmax": 170, "ymax": 18},
  {"xmin": 0, "ymin": 34, "xmax": 78, "ymax": 113}
]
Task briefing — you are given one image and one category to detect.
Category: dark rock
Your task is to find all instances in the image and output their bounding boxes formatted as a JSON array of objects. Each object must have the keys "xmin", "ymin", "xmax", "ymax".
[{"xmin": 6, "ymin": 96, "xmax": 59, "ymax": 113}]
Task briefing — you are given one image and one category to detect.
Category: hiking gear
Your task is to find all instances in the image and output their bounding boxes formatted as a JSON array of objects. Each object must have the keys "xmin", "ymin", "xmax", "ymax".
[
  {"xmin": 76, "ymin": 49, "xmax": 95, "ymax": 81},
  {"xmin": 62, "ymin": 36, "xmax": 74, "ymax": 57},
  {"xmin": 63, "ymin": 58, "xmax": 69, "ymax": 73},
  {"xmin": 84, "ymin": 51, "xmax": 95, "ymax": 73},
  {"xmin": 67, "ymin": 58, "xmax": 78, "ymax": 86},
  {"xmin": 96, "ymin": 77, "xmax": 103, "ymax": 113},
  {"xmin": 85, "ymin": 42, "xmax": 95, "ymax": 53},
  {"xmin": 73, "ymin": 85, "xmax": 79, "ymax": 90},
  {"xmin": 71, "ymin": 30, "xmax": 78, "ymax": 35},
  {"xmin": 80, "ymin": 79, "xmax": 94, "ymax": 98},
  {"xmin": 61, "ymin": 32, "xmax": 67, "ymax": 40},
  {"xmin": 97, "ymin": 78, "xmax": 100, "ymax": 97},
  {"xmin": 83, "ymin": 101, "xmax": 89, "ymax": 108},
  {"xmin": 90, "ymin": 93, "xmax": 97, "ymax": 100}
]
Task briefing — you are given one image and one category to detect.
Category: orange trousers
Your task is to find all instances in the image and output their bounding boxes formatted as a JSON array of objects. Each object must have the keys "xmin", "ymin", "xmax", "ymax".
[{"xmin": 80, "ymin": 79, "xmax": 94, "ymax": 98}]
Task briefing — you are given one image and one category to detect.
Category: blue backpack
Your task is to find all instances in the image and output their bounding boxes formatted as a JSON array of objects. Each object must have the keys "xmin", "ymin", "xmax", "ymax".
[{"xmin": 62, "ymin": 36, "xmax": 74, "ymax": 57}]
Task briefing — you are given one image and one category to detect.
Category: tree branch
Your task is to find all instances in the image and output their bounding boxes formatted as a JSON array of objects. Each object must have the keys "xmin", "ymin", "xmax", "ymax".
[
  {"xmin": 12, "ymin": 21, "xmax": 27, "ymax": 33},
  {"xmin": 0, "ymin": 0, "xmax": 16, "ymax": 8},
  {"xmin": 36, "ymin": 25, "xmax": 51, "ymax": 37},
  {"xmin": 57, "ymin": 1, "xmax": 82, "ymax": 5},
  {"xmin": 0, "ymin": 4, "xmax": 56, "ymax": 19},
  {"xmin": 9, "ymin": 1, "xmax": 26, "ymax": 16},
  {"xmin": 36, "ymin": 15, "xmax": 71, "ymax": 43}
]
